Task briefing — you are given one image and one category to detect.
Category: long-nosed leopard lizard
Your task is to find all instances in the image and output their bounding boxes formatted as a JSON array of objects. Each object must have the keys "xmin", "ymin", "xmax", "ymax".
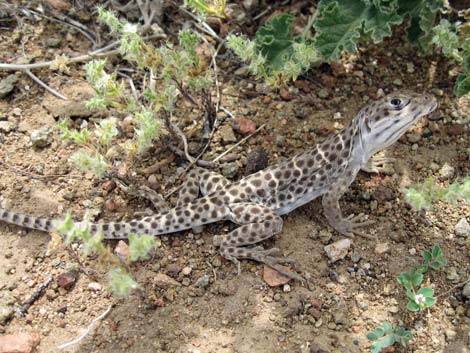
[{"xmin": 0, "ymin": 91, "xmax": 437, "ymax": 280}]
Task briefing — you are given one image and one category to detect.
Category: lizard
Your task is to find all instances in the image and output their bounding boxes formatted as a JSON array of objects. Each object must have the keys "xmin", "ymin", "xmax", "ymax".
[{"xmin": 0, "ymin": 91, "xmax": 437, "ymax": 280}]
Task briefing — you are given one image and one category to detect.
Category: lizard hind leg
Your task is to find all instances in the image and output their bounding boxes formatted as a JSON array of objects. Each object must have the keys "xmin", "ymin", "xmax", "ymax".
[
  {"xmin": 177, "ymin": 167, "xmax": 229, "ymax": 233},
  {"xmin": 219, "ymin": 203, "xmax": 303, "ymax": 281}
]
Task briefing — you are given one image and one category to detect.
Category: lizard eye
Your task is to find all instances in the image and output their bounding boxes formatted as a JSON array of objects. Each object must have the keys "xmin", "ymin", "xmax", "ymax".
[
  {"xmin": 390, "ymin": 98, "xmax": 402, "ymax": 107},
  {"xmin": 388, "ymin": 97, "xmax": 409, "ymax": 110}
]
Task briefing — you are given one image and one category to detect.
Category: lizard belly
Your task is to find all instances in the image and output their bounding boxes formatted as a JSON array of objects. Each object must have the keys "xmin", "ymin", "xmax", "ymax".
[{"xmin": 274, "ymin": 188, "xmax": 325, "ymax": 215}]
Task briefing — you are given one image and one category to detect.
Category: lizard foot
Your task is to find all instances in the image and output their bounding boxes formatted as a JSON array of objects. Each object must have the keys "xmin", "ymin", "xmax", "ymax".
[{"xmin": 334, "ymin": 213, "xmax": 376, "ymax": 239}]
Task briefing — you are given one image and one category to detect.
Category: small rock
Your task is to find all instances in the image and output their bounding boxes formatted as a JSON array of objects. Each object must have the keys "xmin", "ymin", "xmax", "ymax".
[
  {"xmin": 87, "ymin": 282, "xmax": 102, "ymax": 291},
  {"xmin": 275, "ymin": 135, "xmax": 286, "ymax": 147},
  {"xmin": 222, "ymin": 162, "xmax": 239, "ymax": 179},
  {"xmin": 445, "ymin": 329, "xmax": 457, "ymax": 341},
  {"xmin": 393, "ymin": 78, "xmax": 402, "ymax": 86},
  {"xmin": 439, "ymin": 163, "xmax": 455, "ymax": 180},
  {"xmin": 263, "ymin": 265, "xmax": 292, "ymax": 286},
  {"xmin": 245, "ymin": 148, "xmax": 269, "ymax": 175},
  {"xmin": 56, "ymin": 270, "xmax": 78, "ymax": 290},
  {"xmin": 0, "ymin": 74, "xmax": 18, "ymax": 99},
  {"xmin": 45, "ymin": 289, "xmax": 58, "ymax": 301},
  {"xmin": 351, "ymin": 252, "xmax": 361, "ymax": 263},
  {"xmin": 406, "ymin": 62, "xmax": 415, "ymax": 73},
  {"xmin": 232, "ymin": 117, "xmax": 256, "ymax": 135},
  {"xmin": 324, "ymin": 239, "xmax": 351, "ymax": 262},
  {"xmin": 406, "ymin": 133, "xmax": 421, "ymax": 143},
  {"xmin": 279, "ymin": 87, "xmax": 293, "ymax": 101},
  {"xmin": 195, "ymin": 274, "xmax": 210, "ymax": 288},
  {"xmin": 166, "ymin": 263, "xmax": 182, "ymax": 277},
  {"xmin": 114, "ymin": 240, "xmax": 130, "ymax": 260},
  {"xmin": 181, "ymin": 267, "xmax": 192, "ymax": 276},
  {"xmin": 30, "ymin": 128, "xmax": 52, "ymax": 148},
  {"xmin": 283, "ymin": 284, "xmax": 291, "ymax": 292},
  {"xmin": 409, "ymin": 248, "xmax": 416, "ymax": 255},
  {"xmin": 446, "ymin": 267, "xmax": 460, "ymax": 283},
  {"xmin": 155, "ymin": 273, "xmax": 181, "ymax": 288},
  {"xmin": 219, "ymin": 124, "xmax": 237, "ymax": 143},
  {"xmin": 455, "ymin": 218, "xmax": 470, "ymax": 238},
  {"xmin": 0, "ymin": 332, "xmax": 40, "ymax": 353},
  {"xmin": 447, "ymin": 124, "xmax": 463, "ymax": 136},
  {"xmin": 317, "ymin": 88, "xmax": 329, "ymax": 99},
  {"xmin": 0, "ymin": 121, "xmax": 12, "ymax": 133},
  {"xmin": 462, "ymin": 282, "xmax": 470, "ymax": 299},
  {"xmin": 375, "ymin": 242, "xmax": 390, "ymax": 255},
  {"xmin": 0, "ymin": 305, "xmax": 13, "ymax": 325}
]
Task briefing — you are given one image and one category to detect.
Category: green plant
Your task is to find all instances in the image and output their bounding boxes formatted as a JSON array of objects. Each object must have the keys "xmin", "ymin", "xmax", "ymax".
[
  {"xmin": 183, "ymin": 0, "xmax": 227, "ymax": 18},
  {"xmin": 226, "ymin": 14, "xmax": 319, "ymax": 86},
  {"xmin": 397, "ymin": 245, "xmax": 446, "ymax": 312},
  {"xmin": 54, "ymin": 214, "xmax": 155, "ymax": 297},
  {"xmin": 404, "ymin": 177, "xmax": 470, "ymax": 211},
  {"xmin": 313, "ymin": 0, "xmax": 447, "ymax": 62},
  {"xmin": 367, "ymin": 322, "xmax": 412, "ymax": 353}
]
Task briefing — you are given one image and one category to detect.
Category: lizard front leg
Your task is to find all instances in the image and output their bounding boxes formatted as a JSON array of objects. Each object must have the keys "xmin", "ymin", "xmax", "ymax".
[
  {"xmin": 322, "ymin": 178, "xmax": 375, "ymax": 239},
  {"xmin": 218, "ymin": 202, "xmax": 303, "ymax": 280}
]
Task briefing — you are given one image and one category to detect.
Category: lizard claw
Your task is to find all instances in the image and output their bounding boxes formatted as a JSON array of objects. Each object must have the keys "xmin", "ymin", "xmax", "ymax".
[{"xmin": 335, "ymin": 213, "xmax": 376, "ymax": 239}]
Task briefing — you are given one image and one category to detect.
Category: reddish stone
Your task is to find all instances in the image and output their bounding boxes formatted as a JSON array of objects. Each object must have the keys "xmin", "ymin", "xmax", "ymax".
[
  {"xmin": 294, "ymin": 80, "xmax": 311, "ymax": 92},
  {"xmin": 114, "ymin": 240, "xmax": 129, "ymax": 260},
  {"xmin": 0, "ymin": 332, "xmax": 40, "ymax": 353},
  {"xmin": 447, "ymin": 124, "xmax": 463, "ymax": 136},
  {"xmin": 56, "ymin": 270, "xmax": 78, "ymax": 290},
  {"xmin": 279, "ymin": 87, "xmax": 293, "ymax": 101},
  {"xmin": 232, "ymin": 117, "xmax": 257, "ymax": 135},
  {"xmin": 319, "ymin": 74, "xmax": 336, "ymax": 88},
  {"xmin": 263, "ymin": 265, "xmax": 292, "ymax": 286}
]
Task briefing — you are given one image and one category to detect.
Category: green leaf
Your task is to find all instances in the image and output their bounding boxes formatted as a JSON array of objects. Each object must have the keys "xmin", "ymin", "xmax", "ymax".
[
  {"xmin": 431, "ymin": 245, "xmax": 442, "ymax": 258},
  {"xmin": 424, "ymin": 296, "xmax": 436, "ymax": 307},
  {"xmin": 128, "ymin": 233, "xmax": 156, "ymax": 262},
  {"xmin": 416, "ymin": 264, "xmax": 428, "ymax": 274},
  {"xmin": 417, "ymin": 287, "xmax": 434, "ymax": 297},
  {"xmin": 455, "ymin": 73, "xmax": 470, "ymax": 97},
  {"xmin": 108, "ymin": 268, "xmax": 139, "ymax": 297},
  {"xmin": 423, "ymin": 251, "xmax": 432, "ymax": 262},
  {"xmin": 255, "ymin": 14, "xmax": 294, "ymax": 71},
  {"xmin": 407, "ymin": 300, "xmax": 421, "ymax": 311},
  {"xmin": 370, "ymin": 335, "xmax": 396, "ymax": 353},
  {"xmin": 397, "ymin": 0, "xmax": 446, "ymax": 51},
  {"xmin": 313, "ymin": 0, "xmax": 403, "ymax": 61}
]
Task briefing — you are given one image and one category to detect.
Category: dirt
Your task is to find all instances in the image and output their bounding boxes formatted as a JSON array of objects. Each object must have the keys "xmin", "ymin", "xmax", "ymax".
[{"xmin": 0, "ymin": 2, "xmax": 469, "ymax": 353}]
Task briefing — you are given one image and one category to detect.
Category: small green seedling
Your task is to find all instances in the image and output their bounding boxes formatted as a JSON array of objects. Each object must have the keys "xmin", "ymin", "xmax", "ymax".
[
  {"xmin": 420, "ymin": 245, "xmax": 448, "ymax": 272},
  {"xmin": 397, "ymin": 245, "xmax": 446, "ymax": 312},
  {"xmin": 367, "ymin": 322, "xmax": 412, "ymax": 353},
  {"xmin": 405, "ymin": 287, "xmax": 436, "ymax": 312}
]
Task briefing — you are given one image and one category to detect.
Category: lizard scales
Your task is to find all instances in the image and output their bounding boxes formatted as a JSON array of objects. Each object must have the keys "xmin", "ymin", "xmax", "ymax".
[{"xmin": 0, "ymin": 91, "xmax": 437, "ymax": 279}]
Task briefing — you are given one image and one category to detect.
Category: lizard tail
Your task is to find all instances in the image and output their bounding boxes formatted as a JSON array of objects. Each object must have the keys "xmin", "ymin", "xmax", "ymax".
[{"xmin": 0, "ymin": 208, "xmax": 55, "ymax": 232}]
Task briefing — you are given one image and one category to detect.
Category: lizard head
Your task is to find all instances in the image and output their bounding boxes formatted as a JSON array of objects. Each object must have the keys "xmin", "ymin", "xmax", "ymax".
[{"xmin": 358, "ymin": 91, "xmax": 437, "ymax": 155}]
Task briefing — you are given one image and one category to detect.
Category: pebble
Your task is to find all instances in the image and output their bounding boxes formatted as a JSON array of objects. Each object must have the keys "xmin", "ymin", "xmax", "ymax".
[
  {"xmin": 232, "ymin": 117, "xmax": 256, "ymax": 135},
  {"xmin": 263, "ymin": 265, "xmax": 291, "ymax": 286},
  {"xmin": 462, "ymin": 282, "xmax": 470, "ymax": 299},
  {"xmin": 194, "ymin": 275, "xmax": 210, "ymax": 288},
  {"xmin": 0, "ymin": 305, "xmax": 13, "ymax": 325},
  {"xmin": 114, "ymin": 240, "xmax": 130, "ymax": 260},
  {"xmin": 439, "ymin": 163, "xmax": 455, "ymax": 180},
  {"xmin": 219, "ymin": 124, "xmax": 237, "ymax": 143},
  {"xmin": 351, "ymin": 252, "xmax": 361, "ymax": 263},
  {"xmin": 454, "ymin": 218, "xmax": 470, "ymax": 237},
  {"xmin": 393, "ymin": 78, "xmax": 403, "ymax": 86},
  {"xmin": 446, "ymin": 267, "xmax": 460, "ymax": 283},
  {"xmin": 181, "ymin": 267, "xmax": 192, "ymax": 276},
  {"xmin": 155, "ymin": 273, "xmax": 181, "ymax": 288},
  {"xmin": 0, "ymin": 121, "xmax": 13, "ymax": 133},
  {"xmin": 222, "ymin": 162, "xmax": 239, "ymax": 179},
  {"xmin": 87, "ymin": 282, "xmax": 102, "ymax": 291},
  {"xmin": 0, "ymin": 332, "xmax": 40, "ymax": 353},
  {"xmin": 374, "ymin": 242, "xmax": 390, "ymax": 255},
  {"xmin": 406, "ymin": 62, "xmax": 415, "ymax": 73},
  {"xmin": 445, "ymin": 329, "xmax": 457, "ymax": 341},
  {"xmin": 324, "ymin": 239, "xmax": 351, "ymax": 262},
  {"xmin": 409, "ymin": 248, "xmax": 416, "ymax": 255},
  {"xmin": 30, "ymin": 128, "xmax": 52, "ymax": 148},
  {"xmin": 283, "ymin": 284, "xmax": 291, "ymax": 293},
  {"xmin": 317, "ymin": 89, "xmax": 329, "ymax": 99},
  {"xmin": 406, "ymin": 133, "xmax": 421, "ymax": 143},
  {"xmin": 56, "ymin": 271, "xmax": 78, "ymax": 289},
  {"xmin": 275, "ymin": 135, "xmax": 286, "ymax": 147},
  {"xmin": 244, "ymin": 148, "xmax": 269, "ymax": 175},
  {"xmin": 0, "ymin": 74, "xmax": 18, "ymax": 99}
]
